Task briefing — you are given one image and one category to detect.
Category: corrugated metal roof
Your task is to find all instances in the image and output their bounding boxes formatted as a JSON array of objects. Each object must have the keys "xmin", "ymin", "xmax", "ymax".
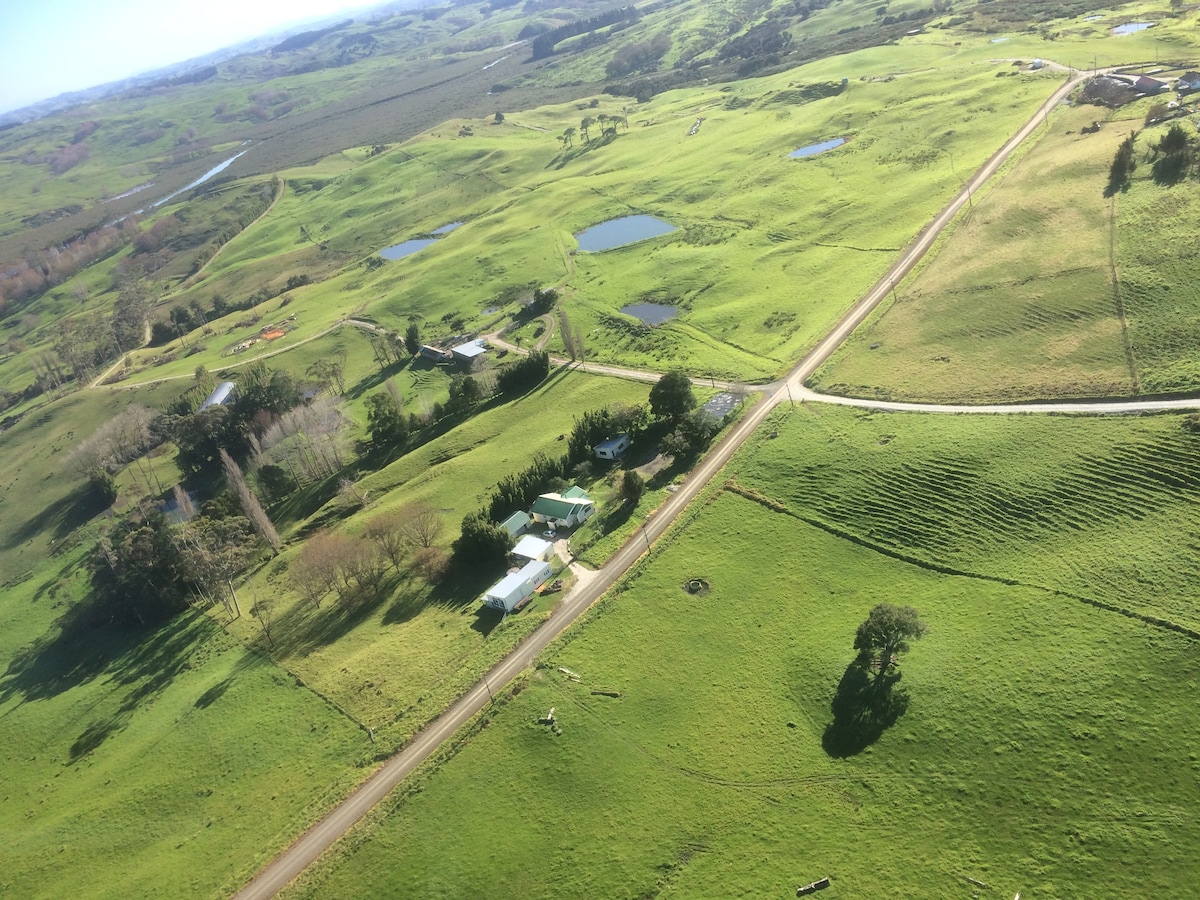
[
  {"xmin": 198, "ymin": 381, "xmax": 235, "ymax": 411},
  {"xmin": 513, "ymin": 535, "xmax": 552, "ymax": 559}
]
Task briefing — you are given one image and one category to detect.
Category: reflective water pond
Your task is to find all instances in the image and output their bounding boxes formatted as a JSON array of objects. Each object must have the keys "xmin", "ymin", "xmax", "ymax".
[
  {"xmin": 790, "ymin": 137, "xmax": 846, "ymax": 158},
  {"xmin": 1112, "ymin": 21, "xmax": 1153, "ymax": 34},
  {"xmin": 620, "ymin": 302, "xmax": 678, "ymax": 324},
  {"xmin": 575, "ymin": 215, "xmax": 676, "ymax": 252},
  {"xmin": 379, "ymin": 222, "xmax": 462, "ymax": 259}
]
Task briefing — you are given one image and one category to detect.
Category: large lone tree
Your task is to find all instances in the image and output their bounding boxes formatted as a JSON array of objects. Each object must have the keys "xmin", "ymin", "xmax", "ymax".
[
  {"xmin": 853, "ymin": 603, "xmax": 927, "ymax": 678},
  {"xmin": 649, "ymin": 369, "xmax": 695, "ymax": 423}
]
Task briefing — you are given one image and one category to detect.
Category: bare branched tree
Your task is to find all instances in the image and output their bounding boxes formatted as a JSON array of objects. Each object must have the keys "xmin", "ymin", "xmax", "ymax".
[
  {"xmin": 289, "ymin": 531, "xmax": 347, "ymax": 609},
  {"xmin": 364, "ymin": 511, "xmax": 409, "ymax": 570},
  {"xmin": 259, "ymin": 396, "xmax": 348, "ymax": 484},
  {"xmin": 397, "ymin": 502, "xmax": 445, "ymax": 549},
  {"xmin": 250, "ymin": 597, "xmax": 276, "ymax": 648}
]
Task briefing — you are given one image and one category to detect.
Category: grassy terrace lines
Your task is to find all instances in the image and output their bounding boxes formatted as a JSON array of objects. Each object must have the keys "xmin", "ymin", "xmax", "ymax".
[{"xmin": 738, "ymin": 405, "xmax": 1200, "ymax": 632}]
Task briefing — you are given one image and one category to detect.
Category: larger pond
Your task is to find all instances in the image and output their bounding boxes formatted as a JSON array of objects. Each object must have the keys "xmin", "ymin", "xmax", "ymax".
[
  {"xmin": 575, "ymin": 215, "xmax": 676, "ymax": 252},
  {"xmin": 379, "ymin": 221, "xmax": 463, "ymax": 259},
  {"xmin": 620, "ymin": 302, "xmax": 678, "ymax": 325},
  {"xmin": 380, "ymin": 238, "xmax": 437, "ymax": 260},
  {"xmin": 1113, "ymin": 21, "xmax": 1154, "ymax": 34},
  {"xmin": 790, "ymin": 137, "xmax": 845, "ymax": 158}
]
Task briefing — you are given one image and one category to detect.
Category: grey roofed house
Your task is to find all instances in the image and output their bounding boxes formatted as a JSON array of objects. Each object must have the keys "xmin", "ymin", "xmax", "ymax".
[
  {"xmin": 198, "ymin": 381, "xmax": 236, "ymax": 412},
  {"xmin": 1132, "ymin": 74, "xmax": 1169, "ymax": 94},
  {"xmin": 419, "ymin": 344, "xmax": 453, "ymax": 363},
  {"xmin": 1177, "ymin": 71, "xmax": 1200, "ymax": 93},
  {"xmin": 513, "ymin": 534, "xmax": 555, "ymax": 563}
]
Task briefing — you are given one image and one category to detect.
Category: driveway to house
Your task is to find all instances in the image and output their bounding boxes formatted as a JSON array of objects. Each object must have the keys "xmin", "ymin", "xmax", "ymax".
[{"xmin": 235, "ymin": 63, "xmax": 1200, "ymax": 900}]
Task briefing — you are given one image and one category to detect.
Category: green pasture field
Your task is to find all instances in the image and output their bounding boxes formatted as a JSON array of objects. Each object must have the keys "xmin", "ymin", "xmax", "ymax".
[
  {"xmin": 0, "ymin": 578, "xmax": 367, "ymax": 900},
  {"xmin": 286, "ymin": 424, "xmax": 1200, "ymax": 897},
  {"xmin": 813, "ymin": 101, "xmax": 1137, "ymax": 401},
  {"xmin": 813, "ymin": 79, "xmax": 1200, "ymax": 401},
  {"xmin": 0, "ymin": 362, "xmax": 648, "ymax": 896},
  {"xmin": 737, "ymin": 404, "xmax": 1200, "ymax": 633},
  {"xmin": 8, "ymin": 6, "xmax": 1200, "ymax": 893},
  {"xmin": 0, "ymin": 385, "xmax": 371, "ymax": 899},
  {"xmin": 26, "ymin": 45, "xmax": 1076, "ymax": 394},
  {"xmin": 1114, "ymin": 118, "xmax": 1200, "ymax": 394}
]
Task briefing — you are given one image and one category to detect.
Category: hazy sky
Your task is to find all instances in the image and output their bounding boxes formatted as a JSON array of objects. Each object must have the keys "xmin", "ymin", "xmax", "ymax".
[{"xmin": 0, "ymin": 0, "xmax": 374, "ymax": 114}]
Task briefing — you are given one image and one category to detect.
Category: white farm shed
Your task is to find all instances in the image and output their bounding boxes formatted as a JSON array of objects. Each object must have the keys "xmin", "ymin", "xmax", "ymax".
[
  {"xmin": 451, "ymin": 339, "xmax": 488, "ymax": 365},
  {"xmin": 483, "ymin": 560, "xmax": 552, "ymax": 613},
  {"xmin": 513, "ymin": 534, "xmax": 554, "ymax": 563},
  {"xmin": 594, "ymin": 433, "xmax": 631, "ymax": 460},
  {"xmin": 198, "ymin": 381, "xmax": 236, "ymax": 412}
]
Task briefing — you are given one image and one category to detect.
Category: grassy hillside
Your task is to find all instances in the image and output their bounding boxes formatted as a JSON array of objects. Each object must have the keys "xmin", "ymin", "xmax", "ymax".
[
  {"xmin": 0, "ymin": 551, "xmax": 369, "ymax": 899},
  {"xmin": 6, "ymin": 1, "xmax": 1200, "ymax": 894},
  {"xmin": 285, "ymin": 438, "xmax": 1200, "ymax": 897},
  {"xmin": 812, "ymin": 74, "xmax": 1200, "ymax": 402},
  {"xmin": 813, "ymin": 101, "xmax": 1136, "ymax": 401},
  {"xmin": 6, "ymin": 46, "xmax": 1078, "ymax": 401}
]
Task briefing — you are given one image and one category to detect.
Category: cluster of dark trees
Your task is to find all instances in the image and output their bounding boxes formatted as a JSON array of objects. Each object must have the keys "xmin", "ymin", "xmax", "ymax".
[
  {"xmin": 365, "ymin": 350, "xmax": 552, "ymax": 451},
  {"xmin": 605, "ymin": 31, "xmax": 671, "ymax": 79},
  {"xmin": 1106, "ymin": 125, "xmax": 1197, "ymax": 196},
  {"xmin": 171, "ymin": 362, "xmax": 302, "ymax": 476},
  {"xmin": 1150, "ymin": 123, "xmax": 1194, "ymax": 186},
  {"xmin": 530, "ymin": 6, "xmax": 639, "ymax": 59},
  {"xmin": 90, "ymin": 487, "xmax": 269, "ymax": 627}
]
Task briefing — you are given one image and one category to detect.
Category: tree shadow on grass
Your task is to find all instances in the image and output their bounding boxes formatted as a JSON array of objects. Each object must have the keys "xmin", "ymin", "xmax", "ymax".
[
  {"xmin": 0, "ymin": 609, "xmax": 208, "ymax": 708},
  {"xmin": 822, "ymin": 660, "xmax": 910, "ymax": 758},
  {"xmin": 1, "ymin": 486, "xmax": 111, "ymax": 550},
  {"xmin": 270, "ymin": 572, "xmax": 410, "ymax": 659},
  {"xmin": 470, "ymin": 606, "xmax": 504, "ymax": 637},
  {"xmin": 69, "ymin": 714, "xmax": 127, "ymax": 762},
  {"xmin": 597, "ymin": 499, "xmax": 636, "ymax": 536}
]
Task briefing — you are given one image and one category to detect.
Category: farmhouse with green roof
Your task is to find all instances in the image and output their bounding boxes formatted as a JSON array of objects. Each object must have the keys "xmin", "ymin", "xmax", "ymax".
[{"xmin": 530, "ymin": 487, "xmax": 595, "ymax": 529}]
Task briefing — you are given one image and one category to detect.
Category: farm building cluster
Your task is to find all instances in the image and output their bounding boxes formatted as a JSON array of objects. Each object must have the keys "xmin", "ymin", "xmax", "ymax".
[
  {"xmin": 481, "ymin": 484, "xmax": 597, "ymax": 614},
  {"xmin": 419, "ymin": 339, "xmax": 489, "ymax": 366}
]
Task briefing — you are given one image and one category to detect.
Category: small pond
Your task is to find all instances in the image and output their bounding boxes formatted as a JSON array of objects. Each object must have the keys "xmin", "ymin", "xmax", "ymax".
[
  {"xmin": 379, "ymin": 238, "xmax": 437, "ymax": 260},
  {"xmin": 790, "ymin": 137, "xmax": 846, "ymax": 159},
  {"xmin": 990, "ymin": 37, "xmax": 1009, "ymax": 43},
  {"xmin": 1084, "ymin": 14, "xmax": 1104, "ymax": 21},
  {"xmin": 620, "ymin": 302, "xmax": 678, "ymax": 325},
  {"xmin": 1112, "ymin": 21, "xmax": 1154, "ymax": 34},
  {"xmin": 378, "ymin": 221, "xmax": 463, "ymax": 259},
  {"xmin": 575, "ymin": 215, "xmax": 676, "ymax": 252}
]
